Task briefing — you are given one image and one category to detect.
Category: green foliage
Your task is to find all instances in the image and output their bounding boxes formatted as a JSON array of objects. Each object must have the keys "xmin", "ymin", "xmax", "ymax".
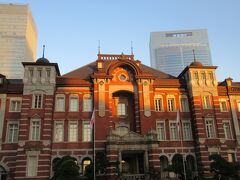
[
  {"xmin": 209, "ymin": 154, "xmax": 239, "ymax": 180},
  {"xmin": 51, "ymin": 156, "xmax": 83, "ymax": 180}
]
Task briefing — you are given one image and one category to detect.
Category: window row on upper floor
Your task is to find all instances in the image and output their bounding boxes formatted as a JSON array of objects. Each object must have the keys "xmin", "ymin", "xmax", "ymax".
[
  {"xmin": 156, "ymin": 118, "xmax": 233, "ymax": 141},
  {"xmin": 6, "ymin": 94, "xmax": 240, "ymax": 113},
  {"xmin": 6, "ymin": 119, "xmax": 92, "ymax": 143},
  {"xmin": 154, "ymin": 94, "xmax": 232, "ymax": 112}
]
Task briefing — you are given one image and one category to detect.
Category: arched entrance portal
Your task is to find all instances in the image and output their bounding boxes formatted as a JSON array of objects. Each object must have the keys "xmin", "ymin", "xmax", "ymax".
[
  {"xmin": 112, "ymin": 91, "xmax": 136, "ymax": 132},
  {"xmin": 0, "ymin": 166, "xmax": 7, "ymax": 180}
]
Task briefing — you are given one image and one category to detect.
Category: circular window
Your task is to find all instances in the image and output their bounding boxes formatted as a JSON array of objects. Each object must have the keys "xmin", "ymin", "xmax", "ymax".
[{"xmin": 119, "ymin": 74, "xmax": 127, "ymax": 81}]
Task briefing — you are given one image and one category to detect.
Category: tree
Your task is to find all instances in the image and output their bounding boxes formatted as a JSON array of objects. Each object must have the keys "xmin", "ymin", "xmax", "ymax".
[
  {"xmin": 51, "ymin": 156, "xmax": 83, "ymax": 180},
  {"xmin": 209, "ymin": 154, "xmax": 239, "ymax": 180}
]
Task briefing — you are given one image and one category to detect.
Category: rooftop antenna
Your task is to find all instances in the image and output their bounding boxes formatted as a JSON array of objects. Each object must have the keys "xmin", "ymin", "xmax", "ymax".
[
  {"xmin": 192, "ymin": 49, "xmax": 196, "ymax": 62},
  {"xmin": 131, "ymin": 41, "xmax": 133, "ymax": 55},
  {"xmin": 42, "ymin": 45, "xmax": 45, "ymax": 58},
  {"xmin": 98, "ymin": 40, "xmax": 101, "ymax": 54}
]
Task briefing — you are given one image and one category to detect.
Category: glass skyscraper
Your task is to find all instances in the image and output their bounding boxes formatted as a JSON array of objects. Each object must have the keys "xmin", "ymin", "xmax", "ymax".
[{"xmin": 150, "ymin": 29, "xmax": 212, "ymax": 77}]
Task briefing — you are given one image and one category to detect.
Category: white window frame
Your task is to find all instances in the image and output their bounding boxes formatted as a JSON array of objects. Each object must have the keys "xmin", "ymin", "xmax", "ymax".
[
  {"xmin": 9, "ymin": 98, "xmax": 22, "ymax": 112},
  {"xmin": 82, "ymin": 121, "xmax": 92, "ymax": 142},
  {"xmin": 222, "ymin": 120, "xmax": 232, "ymax": 139},
  {"xmin": 7, "ymin": 121, "xmax": 19, "ymax": 143},
  {"xmin": 26, "ymin": 151, "xmax": 39, "ymax": 177},
  {"xmin": 219, "ymin": 99, "xmax": 228, "ymax": 112},
  {"xmin": 205, "ymin": 118, "xmax": 216, "ymax": 138},
  {"xmin": 83, "ymin": 94, "xmax": 92, "ymax": 112},
  {"xmin": 154, "ymin": 95, "xmax": 163, "ymax": 112},
  {"xmin": 156, "ymin": 120, "xmax": 166, "ymax": 141},
  {"xmin": 54, "ymin": 121, "xmax": 64, "ymax": 142},
  {"xmin": 167, "ymin": 95, "xmax": 176, "ymax": 112},
  {"xmin": 30, "ymin": 118, "xmax": 41, "ymax": 141},
  {"xmin": 55, "ymin": 94, "xmax": 65, "ymax": 112},
  {"xmin": 202, "ymin": 95, "xmax": 212, "ymax": 109},
  {"xmin": 169, "ymin": 121, "xmax": 179, "ymax": 140},
  {"xmin": 182, "ymin": 120, "xmax": 192, "ymax": 141},
  {"xmin": 69, "ymin": 94, "xmax": 79, "ymax": 112},
  {"xmin": 180, "ymin": 95, "xmax": 189, "ymax": 112},
  {"xmin": 32, "ymin": 94, "xmax": 43, "ymax": 109},
  {"xmin": 68, "ymin": 121, "xmax": 78, "ymax": 142}
]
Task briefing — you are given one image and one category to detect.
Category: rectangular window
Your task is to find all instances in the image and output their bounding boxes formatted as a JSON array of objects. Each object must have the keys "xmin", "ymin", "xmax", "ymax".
[
  {"xmin": 27, "ymin": 155, "xmax": 38, "ymax": 176},
  {"xmin": 209, "ymin": 72, "xmax": 214, "ymax": 80},
  {"xmin": 223, "ymin": 121, "xmax": 232, "ymax": 139},
  {"xmin": 83, "ymin": 121, "xmax": 91, "ymax": 142},
  {"xmin": 10, "ymin": 100, "xmax": 21, "ymax": 112},
  {"xmin": 8, "ymin": 123, "xmax": 18, "ymax": 143},
  {"xmin": 33, "ymin": 94, "xmax": 42, "ymax": 109},
  {"xmin": 55, "ymin": 96, "xmax": 65, "ymax": 111},
  {"xmin": 29, "ymin": 69, "xmax": 33, "ymax": 77},
  {"xmin": 117, "ymin": 103, "xmax": 126, "ymax": 116},
  {"xmin": 69, "ymin": 96, "xmax": 78, "ymax": 112},
  {"xmin": 180, "ymin": 97, "xmax": 189, "ymax": 112},
  {"xmin": 31, "ymin": 119, "xmax": 40, "ymax": 140},
  {"xmin": 202, "ymin": 96, "xmax": 211, "ymax": 109},
  {"xmin": 167, "ymin": 98, "xmax": 175, "ymax": 112},
  {"xmin": 205, "ymin": 119, "xmax": 215, "ymax": 138},
  {"xmin": 54, "ymin": 122, "xmax": 64, "ymax": 142},
  {"xmin": 156, "ymin": 121, "xmax": 165, "ymax": 140},
  {"xmin": 194, "ymin": 72, "xmax": 199, "ymax": 80},
  {"xmin": 219, "ymin": 100, "xmax": 228, "ymax": 112},
  {"xmin": 183, "ymin": 121, "xmax": 192, "ymax": 140},
  {"xmin": 155, "ymin": 98, "xmax": 163, "ymax": 112},
  {"xmin": 83, "ymin": 97, "xmax": 92, "ymax": 112},
  {"xmin": 201, "ymin": 72, "xmax": 206, "ymax": 80},
  {"xmin": 37, "ymin": 69, "xmax": 42, "ymax": 78},
  {"xmin": 170, "ymin": 122, "xmax": 178, "ymax": 140},
  {"xmin": 69, "ymin": 121, "xmax": 77, "ymax": 142},
  {"xmin": 46, "ymin": 69, "xmax": 51, "ymax": 78}
]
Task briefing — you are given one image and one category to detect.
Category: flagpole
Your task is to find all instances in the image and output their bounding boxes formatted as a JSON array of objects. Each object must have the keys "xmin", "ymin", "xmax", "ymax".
[
  {"xmin": 93, "ymin": 122, "xmax": 96, "ymax": 180},
  {"xmin": 90, "ymin": 108, "xmax": 96, "ymax": 180},
  {"xmin": 178, "ymin": 110, "xmax": 187, "ymax": 180}
]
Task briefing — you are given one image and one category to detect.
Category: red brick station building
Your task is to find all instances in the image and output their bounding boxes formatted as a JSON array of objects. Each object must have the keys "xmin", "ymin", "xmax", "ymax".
[{"xmin": 0, "ymin": 53, "xmax": 240, "ymax": 180}]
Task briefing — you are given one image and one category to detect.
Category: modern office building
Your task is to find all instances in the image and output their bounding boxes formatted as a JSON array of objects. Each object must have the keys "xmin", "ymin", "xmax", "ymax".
[
  {"xmin": 0, "ymin": 51, "xmax": 239, "ymax": 179},
  {"xmin": 150, "ymin": 29, "xmax": 212, "ymax": 77},
  {"xmin": 0, "ymin": 3, "xmax": 37, "ymax": 79}
]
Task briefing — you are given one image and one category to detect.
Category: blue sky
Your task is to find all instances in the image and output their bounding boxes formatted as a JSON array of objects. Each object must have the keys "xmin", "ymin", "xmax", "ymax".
[{"xmin": 1, "ymin": 0, "xmax": 240, "ymax": 81}]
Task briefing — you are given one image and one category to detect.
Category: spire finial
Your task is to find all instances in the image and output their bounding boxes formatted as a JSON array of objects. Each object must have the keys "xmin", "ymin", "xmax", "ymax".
[
  {"xmin": 131, "ymin": 41, "xmax": 133, "ymax": 55},
  {"xmin": 43, "ymin": 45, "xmax": 45, "ymax": 58},
  {"xmin": 98, "ymin": 40, "xmax": 101, "ymax": 54},
  {"xmin": 192, "ymin": 49, "xmax": 196, "ymax": 62}
]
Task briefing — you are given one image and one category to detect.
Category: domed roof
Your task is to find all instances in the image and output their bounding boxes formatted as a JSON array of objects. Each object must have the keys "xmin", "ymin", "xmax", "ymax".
[
  {"xmin": 36, "ymin": 57, "xmax": 50, "ymax": 64},
  {"xmin": 190, "ymin": 61, "xmax": 203, "ymax": 67}
]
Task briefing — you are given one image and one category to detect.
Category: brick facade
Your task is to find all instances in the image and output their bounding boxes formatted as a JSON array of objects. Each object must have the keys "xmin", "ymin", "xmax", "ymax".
[{"xmin": 0, "ymin": 53, "xmax": 239, "ymax": 179}]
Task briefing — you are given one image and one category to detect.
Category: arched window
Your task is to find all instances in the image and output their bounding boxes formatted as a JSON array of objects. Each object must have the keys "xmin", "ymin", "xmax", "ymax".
[
  {"xmin": 82, "ymin": 157, "xmax": 92, "ymax": 174},
  {"xmin": 0, "ymin": 166, "xmax": 7, "ymax": 180},
  {"xmin": 186, "ymin": 155, "xmax": 197, "ymax": 179},
  {"xmin": 160, "ymin": 156, "xmax": 169, "ymax": 178}
]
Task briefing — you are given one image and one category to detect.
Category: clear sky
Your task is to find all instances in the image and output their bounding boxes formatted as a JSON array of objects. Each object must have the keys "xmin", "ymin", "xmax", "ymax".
[{"xmin": 1, "ymin": 0, "xmax": 240, "ymax": 81}]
